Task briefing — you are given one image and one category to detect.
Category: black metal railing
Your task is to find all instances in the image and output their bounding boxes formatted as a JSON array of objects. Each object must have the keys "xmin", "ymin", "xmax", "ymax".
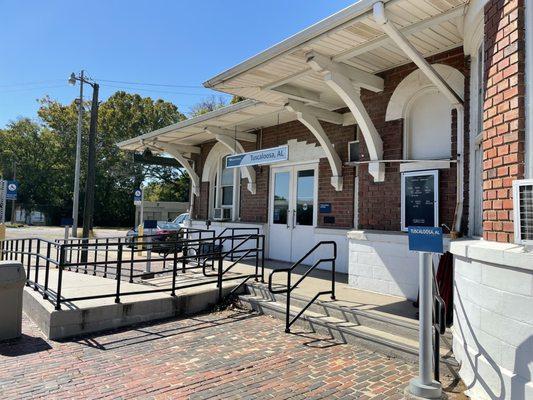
[
  {"xmin": 268, "ymin": 241, "xmax": 337, "ymax": 333},
  {"xmin": 432, "ymin": 264, "xmax": 446, "ymax": 382},
  {"xmin": 0, "ymin": 230, "xmax": 265, "ymax": 311},
  {"xmin": 215, "ymin": 227, "xmax": 260, "ymax": 261}
]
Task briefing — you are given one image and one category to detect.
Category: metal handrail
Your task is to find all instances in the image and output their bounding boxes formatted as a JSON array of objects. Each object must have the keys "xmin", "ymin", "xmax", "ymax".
[
  {"xmin": 267, "ymin": 241, "xmax": 337, "ymax": 333},
  {"xmin": 0, "ymin": 231, "xmax": 265, "ymax": 311},
  {"xmin": 432, "ymin": 262, "xmax": 446, "ymax": 382}
]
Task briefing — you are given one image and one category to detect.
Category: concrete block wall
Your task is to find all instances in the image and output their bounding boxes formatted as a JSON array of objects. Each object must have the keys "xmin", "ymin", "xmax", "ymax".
[
  {"xmin": 451, "ymin": 240, "xmax": 533, "ymax": 400},
  {"xmin": 348, "ymin": 231, "xmax": 420, "ymax": 300}
]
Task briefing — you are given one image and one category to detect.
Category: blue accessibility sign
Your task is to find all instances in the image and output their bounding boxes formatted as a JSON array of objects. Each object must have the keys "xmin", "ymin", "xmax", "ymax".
[
  {"xmin": 408, "ymin": 226, "xmax": 443, "ymax": 253},
  {"xmin": 6, "ymin": 180, "xmax": 18, "ymax": 201}
]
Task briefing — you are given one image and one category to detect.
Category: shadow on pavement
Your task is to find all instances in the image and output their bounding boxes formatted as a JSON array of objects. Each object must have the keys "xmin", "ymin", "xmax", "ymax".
[{"xmin": 0, "ymin": 334, "xmax": 52, "ymax": 357}]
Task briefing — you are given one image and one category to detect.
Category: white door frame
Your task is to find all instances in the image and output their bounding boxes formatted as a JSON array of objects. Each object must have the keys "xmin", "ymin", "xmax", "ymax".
[{"xmin": 268, "ymin": 162, "xmax": 319, "ymax": 262}]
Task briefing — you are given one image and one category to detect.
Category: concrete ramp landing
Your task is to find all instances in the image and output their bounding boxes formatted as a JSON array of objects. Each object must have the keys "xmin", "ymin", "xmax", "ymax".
[{"xmin": 23, "ymin": 269, "xmax": 239, "ymax": 340}]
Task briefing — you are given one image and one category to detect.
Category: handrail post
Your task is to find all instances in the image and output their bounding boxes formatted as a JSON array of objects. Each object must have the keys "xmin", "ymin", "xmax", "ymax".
[
  {"xmin": 217, "ymin": 244, "xmax": 223, "ymax": 302},
  {"xmin": 93, "ymin": 239, "xmax": 98, "ymax": 276},
  {"xmin": 129, "ymin": 241, "xmax": 134, "ymax": 283},
  {"xmin": 22, "ymin": 240, "xmax": 30, "ymax": 286},
  {"xmin": 261, "ymin": 236, "xmax": 265, "ymax": 283},
  {"xmin": 104, "ymin": 238, "xmax": 109, "ymax": 278},
  {"xmin": 115, "ymin": 243, "xmax": 123, "ymax": 304},
  {"xmin": 254, "ymin": 235, "xmax": 259, "ymax": 282},
  {"xmin": 331, "ymin": 243, "xmax": 336, "ymax": 300},
  {"xmin": 171, "ymin": 242, "xmax": 178, "ymax": 297},
  {"xmin": 182, "ymin": 244, "xmax": 187, "ymax": 273},
  {"xmin": 43, "ymin": 242, "xmax": 51, "ymax": 300},
  {"xmin": 55, "ymin": 245, "xmax": 65, "ymax": 310},
  {"xmin": 285, "ymin": 271, "xmax": 292, "ymax": 333},
  {"xmin": 34, "ymin": 240, "xmax": 41, "ymax": 291}
]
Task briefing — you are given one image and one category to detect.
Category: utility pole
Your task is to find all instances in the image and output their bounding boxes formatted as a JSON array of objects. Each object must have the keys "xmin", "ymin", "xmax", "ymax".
[
  {"xmin": 71, "ymin": 70, "xmax": 84, "ymax": 237},
  {"xmin": 82, "ymin": 83, "xmax": 99, "ymax": 240},
  {"xmin": 10, "ymin": 161, "xmax": 16, "ymax": 224}
]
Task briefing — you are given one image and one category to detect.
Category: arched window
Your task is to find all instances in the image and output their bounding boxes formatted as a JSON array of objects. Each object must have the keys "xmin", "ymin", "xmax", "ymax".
[
  {"xmin": 202, "ymin": 143, "xmax": 241, "ymax": 221},
  {"xmin": 404, "ymin": 88, "xmax": 452, "ymax": 160},
  {"xmin": 211, "ymin": 155, "xmax": 240, "ymax": 220}
]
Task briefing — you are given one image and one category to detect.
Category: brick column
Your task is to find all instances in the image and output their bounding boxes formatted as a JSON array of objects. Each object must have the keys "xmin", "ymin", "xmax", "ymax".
[{"xmin": 482, "ymin": 0, "xmax": 526, "ymax": 242}]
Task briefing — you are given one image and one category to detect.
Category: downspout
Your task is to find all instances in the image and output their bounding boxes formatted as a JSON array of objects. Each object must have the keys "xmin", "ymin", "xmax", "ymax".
[{"xmin": 373, "ymin": 2, "xmax": 465, "ymax": 234}]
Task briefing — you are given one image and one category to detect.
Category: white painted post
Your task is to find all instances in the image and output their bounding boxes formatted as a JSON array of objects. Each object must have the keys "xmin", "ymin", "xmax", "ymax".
[{"xmin": 408, "ymin": 251, "xmax": 442, "ymax": 399}]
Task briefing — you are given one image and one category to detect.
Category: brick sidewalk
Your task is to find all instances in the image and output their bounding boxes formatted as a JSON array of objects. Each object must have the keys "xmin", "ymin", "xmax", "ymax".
[{"xmin": 0, "ymin": 310, "xmax": 463, "ymax": 399}]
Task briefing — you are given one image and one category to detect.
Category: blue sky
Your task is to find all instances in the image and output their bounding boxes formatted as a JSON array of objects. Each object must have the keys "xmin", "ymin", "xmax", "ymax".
[{"xmin": 0, "ymin": 1, "xmax": 355, "ymax": 128}]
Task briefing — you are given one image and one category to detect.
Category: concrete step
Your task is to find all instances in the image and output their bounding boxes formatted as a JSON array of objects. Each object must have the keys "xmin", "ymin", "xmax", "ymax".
[
  {"xmin": 246, "ymin": 283, "xmax": 426, "ymax": 342},
  {"xmin": 239, "ymin": 284, "xmax": 456, "ymax": 371}
]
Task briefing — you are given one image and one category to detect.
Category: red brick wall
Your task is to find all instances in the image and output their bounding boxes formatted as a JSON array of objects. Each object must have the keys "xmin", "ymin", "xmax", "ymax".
[
  {"xmin": 194, "ymin": 47, "xmax": 470, "ymax": 233},
  {"xmin": 358, "ymin": 47, "xmax": 469, "ymax": 231},
  {"xmin": 239, "ymin": 121, "xmax": 357, "ymax": 227},
  {"xmin": 482, "ymin": 0, "xmax": 526, "ymax": 242}
]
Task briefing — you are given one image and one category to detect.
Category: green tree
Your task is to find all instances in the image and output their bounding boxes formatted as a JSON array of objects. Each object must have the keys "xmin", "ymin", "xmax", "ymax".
[
  {"xmin": 1, "ymin": 91, "xmax": 188, "ymax": 226},
  {"xmin": 188, "ymin": 95, "xmax": 228, "ymax": 117}
]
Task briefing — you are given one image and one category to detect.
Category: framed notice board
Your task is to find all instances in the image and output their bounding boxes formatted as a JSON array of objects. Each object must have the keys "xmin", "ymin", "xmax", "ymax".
[{"xmin": 401, "ymin": 170, "xmax": 438, "ymax": 231}]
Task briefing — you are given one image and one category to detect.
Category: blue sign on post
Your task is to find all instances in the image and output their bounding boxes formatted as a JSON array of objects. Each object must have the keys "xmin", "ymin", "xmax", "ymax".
[
  {"xmin": 408, "ymin": 226, "xmax": 443, "ymax": 253},
  {"xmin": 133, "ymin": 188, "xmax": 142, "ymax": 205},
  {"xmin": 6, "ymin": 180, "xmax": 18, "ymax": 201}
]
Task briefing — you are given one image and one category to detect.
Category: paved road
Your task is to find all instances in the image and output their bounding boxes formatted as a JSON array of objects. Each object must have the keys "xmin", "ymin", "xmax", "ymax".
[
  {"xmin": 5, "ymin": 226, "xmax": 128, "ymax": 240},
  {"xmin": 0, "ymin": 309, "xmax": 465, "ymax": 399}
]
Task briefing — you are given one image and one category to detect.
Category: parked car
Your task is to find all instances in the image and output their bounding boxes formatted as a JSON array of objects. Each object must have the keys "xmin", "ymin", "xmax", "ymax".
[
  {"xmin": 126, "ymin": 221, "xmax": 183, "ymax": 253},
  {"xmin": 172, "ymin": 212, "xmax": 190, "ymax": 227}
]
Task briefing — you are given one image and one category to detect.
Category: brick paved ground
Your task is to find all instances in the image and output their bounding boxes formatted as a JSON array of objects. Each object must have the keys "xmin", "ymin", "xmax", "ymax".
[{"xmin": 0, "ymin": 309, "xmax": 465, "ymax": 399}]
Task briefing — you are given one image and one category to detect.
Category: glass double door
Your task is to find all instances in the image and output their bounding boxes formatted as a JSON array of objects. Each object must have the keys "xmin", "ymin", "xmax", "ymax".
[{"xmin": 269, "ymin": 164, "xmax": 317, "ymax": 263}]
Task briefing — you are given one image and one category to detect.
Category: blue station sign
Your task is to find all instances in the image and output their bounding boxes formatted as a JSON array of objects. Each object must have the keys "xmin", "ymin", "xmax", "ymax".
[
  {"xmin": 408, "ymin": 226, "xmax": 443, "ymax": 254},
  {"xmin": 226, "ymin": 145, "xmax": 288, "ymax": 168},
  {"xmin": 133, "ymin": 188, "xmax": 142, "ymax": 205},
  {"xmin": 6, "ymin": 180, "xmax": 18, "ymax": 201}
]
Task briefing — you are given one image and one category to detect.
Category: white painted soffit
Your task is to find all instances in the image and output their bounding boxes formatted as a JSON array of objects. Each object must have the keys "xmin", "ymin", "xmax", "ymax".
[
  {"xmin": 203, "ymin": 0, "xmax": 467, "ymax": 109},
  {"xmin": 116, "ymin": 99, "xmax": 292, "ymax": 152}
]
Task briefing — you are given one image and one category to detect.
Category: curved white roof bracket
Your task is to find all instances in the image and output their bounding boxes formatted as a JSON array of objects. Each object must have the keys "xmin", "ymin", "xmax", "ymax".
[
  {"xmin": 306, "ymin": 51, "xmax": 385, "ymax": 182},
  {"xmin": 204, "ymin": 126, "xmax": 257, "ymax": 194},
  {"xmin": 373, "ymin": 1, "xmax": 465, "ymax": 231},
  {"xmin": 372, "ymin": 2, "xmax": 463, "ymax": 106},
  {"xmin": 152, "ymin": 142, "xmax": 200, "ymax": 197},
  {"xmin": 285, "ymin": 100, "xmax": 343, "ymax": 191}
]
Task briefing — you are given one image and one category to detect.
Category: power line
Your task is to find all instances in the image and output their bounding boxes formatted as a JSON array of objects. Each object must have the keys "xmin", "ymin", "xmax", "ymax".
[
  {"xmin": 96, "ymin": 78, "xmax": 205, "ymax": 89},
  {"xmin": 99, "ymin": 83, "xmax": 210, "ymax": 96}
]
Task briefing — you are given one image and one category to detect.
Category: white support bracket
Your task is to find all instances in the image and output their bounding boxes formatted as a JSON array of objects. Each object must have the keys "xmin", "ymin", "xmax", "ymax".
[
  {"xmin": 373, "ymin": 1, "xmax": 465, "ymax": 232},
  {"xmin": 306, "ymin": 51, "xmax": 385, "ymax": 182},
  {"xmin": 151, "ymin": 142, "xmax": 200, "ymax": 197},
  {"xmin": 285, "ymin": 100, "xmax": 343, "ymax": 191},
  {"xmin": 204, "ymin": 127, "xmax": 257, "ymax": 194}
]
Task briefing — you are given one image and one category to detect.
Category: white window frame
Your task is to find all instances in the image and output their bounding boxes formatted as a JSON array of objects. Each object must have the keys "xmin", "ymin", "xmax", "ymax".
[
  {"xmin": 210, "ymin": 155, "xmax": 240, "ymax": 221},
  {"xmin": 513, "ymin": 179, "xmax": 533, "ymax": 245},
  {"xmin": 401, "ymin": 170, "xmax": 439, "ymax": 231}
]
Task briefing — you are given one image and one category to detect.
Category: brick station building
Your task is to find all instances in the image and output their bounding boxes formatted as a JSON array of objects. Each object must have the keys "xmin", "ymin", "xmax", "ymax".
[{"xmin": 119, "ymin": 0, "xmax": 533, "ymax": 398}]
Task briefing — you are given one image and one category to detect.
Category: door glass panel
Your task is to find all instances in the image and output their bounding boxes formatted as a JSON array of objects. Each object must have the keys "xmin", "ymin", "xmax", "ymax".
[
  {"xmin": 296, "ymin": 169, "xmax": 314, "ymax": 226},
  {"xmin": 273, "ymin": 171, "xmax": 290, "ymax": 224}
]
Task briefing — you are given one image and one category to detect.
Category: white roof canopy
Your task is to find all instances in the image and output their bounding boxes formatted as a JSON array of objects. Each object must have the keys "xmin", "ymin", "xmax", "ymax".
[
  {"xmin": 203, "ymin": 0, "xmax": 466, "ymax": 110},
  {"xmin": 117, "ymin": 100, "xmax": 295, "ymax": 153}
]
